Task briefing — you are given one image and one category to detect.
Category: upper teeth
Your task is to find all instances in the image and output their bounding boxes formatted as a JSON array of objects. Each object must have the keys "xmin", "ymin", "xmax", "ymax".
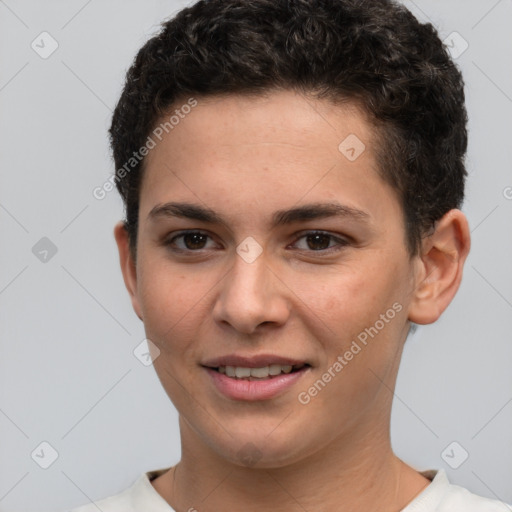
[{"xmin": 219, "ymin": 364, "xmax": 296, "ymax": 378}]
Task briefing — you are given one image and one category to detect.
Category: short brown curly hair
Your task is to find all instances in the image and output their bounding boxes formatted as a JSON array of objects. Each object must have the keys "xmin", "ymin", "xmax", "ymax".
[{"xmin": 109, "ymin": 0, "xmax": 468, "ymax": 258}]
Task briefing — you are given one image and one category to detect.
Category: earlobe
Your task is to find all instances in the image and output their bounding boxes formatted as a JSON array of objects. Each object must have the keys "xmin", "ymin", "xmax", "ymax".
[
  {"xmin": 113, "ymin": 221, "xmax": 143, "ymax": 321},
  {"xmin": 408, "ymin": 209, "xmax": 471, "ymax": 325}
]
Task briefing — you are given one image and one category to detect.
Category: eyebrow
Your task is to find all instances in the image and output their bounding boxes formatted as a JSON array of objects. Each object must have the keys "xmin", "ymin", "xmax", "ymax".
[{"xmin": 148, "ymin": 201, "xmax": 371, "ymax": 228}]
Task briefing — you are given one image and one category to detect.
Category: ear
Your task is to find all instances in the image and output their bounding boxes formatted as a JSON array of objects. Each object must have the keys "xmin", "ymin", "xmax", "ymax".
[
  {"xmin": 114, "ymin": 221, "xmax": 143, "ymax": 321},
  {"xmin": 408, "ymin": 209, "xmax": 471, "ymax": 325}
]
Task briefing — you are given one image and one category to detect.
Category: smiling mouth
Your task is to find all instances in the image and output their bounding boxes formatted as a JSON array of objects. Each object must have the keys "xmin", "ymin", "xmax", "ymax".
[{"xmin": 209, "ymin": 363, "xmax": 310, "ymax": 380}]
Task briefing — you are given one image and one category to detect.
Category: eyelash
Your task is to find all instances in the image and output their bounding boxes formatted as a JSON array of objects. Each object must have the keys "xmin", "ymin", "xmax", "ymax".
[{"xmin": 164, "ymin": 230, "xmax": 350, "ymax": 255}]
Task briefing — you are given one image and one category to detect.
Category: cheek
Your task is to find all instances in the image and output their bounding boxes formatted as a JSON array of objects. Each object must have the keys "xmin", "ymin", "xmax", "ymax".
[
  {"xmin": 137, "ymin": 259, "xmax": 204, "ymax": 349},
  {"xmin": 292, "ymin": 266, "xmax": 386, "ymax": 335},
  {"xmin": 292, "ymin": 262, "xmax": 407, "ymax": 372}
]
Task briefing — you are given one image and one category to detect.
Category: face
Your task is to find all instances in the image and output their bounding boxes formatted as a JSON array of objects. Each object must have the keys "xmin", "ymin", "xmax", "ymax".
[{"xmin": 122, "ymin": 90, "xmax": 420, "ymax": 467}]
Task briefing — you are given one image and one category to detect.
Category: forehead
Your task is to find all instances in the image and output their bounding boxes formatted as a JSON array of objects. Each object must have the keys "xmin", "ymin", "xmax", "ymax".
[
  {"xmin": 150, "ymin": 91, "xmax": 372, "ymax": 157},
  {"xmin": 139, "ymin": 90, "xmax": 402, "ymax": 231}
]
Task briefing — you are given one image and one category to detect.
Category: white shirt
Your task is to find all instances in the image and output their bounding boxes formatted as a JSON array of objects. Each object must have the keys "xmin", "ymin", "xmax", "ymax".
[{"xmin": 69, "ymin": 467, "xmax": 510, "ymax": 511}]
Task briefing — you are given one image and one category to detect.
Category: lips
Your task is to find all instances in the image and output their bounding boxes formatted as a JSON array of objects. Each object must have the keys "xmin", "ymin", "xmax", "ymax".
[
  {"xmin": 201, "ymin": 353, "xmax": 311, "ymax": 401},
  {"xmin": 202, "ymin": 354, "xmax": 309, "ymax": 369},
  {"xmin": 218, "ymin": 363, "xmax": 306, "ymax": 380}
]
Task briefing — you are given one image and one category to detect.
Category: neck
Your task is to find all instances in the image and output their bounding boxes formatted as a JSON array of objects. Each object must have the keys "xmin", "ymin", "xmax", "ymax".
[{"xmin": 152, "ymin": 418, "xmax": 430, "ymax": 512}]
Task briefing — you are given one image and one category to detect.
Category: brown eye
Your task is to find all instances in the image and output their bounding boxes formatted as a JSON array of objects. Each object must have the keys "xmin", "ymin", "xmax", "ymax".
[
  {"xmin": 292, "ymin": 231, "xmax": 349, "ymax": 254},
  {"xmin": 166, "ymin": 231, "xmax": 216, "ymax": 251},
  {"xmin": 182, "ymin": 232, "xmax": 208, "ymax": 250},
  {"xmin": 305, "ymin": 233, "xmax": 331, "ymax": 250}
]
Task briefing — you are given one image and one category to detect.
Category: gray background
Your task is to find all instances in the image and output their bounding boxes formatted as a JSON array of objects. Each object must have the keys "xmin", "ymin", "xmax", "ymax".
[{"xmin": 0, "ymin": 1, "xmax": 511, "ymax": 511}]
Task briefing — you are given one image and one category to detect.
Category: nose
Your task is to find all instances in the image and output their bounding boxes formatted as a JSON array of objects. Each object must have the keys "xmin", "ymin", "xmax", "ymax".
[{"xmin": 212, "ymin": 250, "xmax": 291, "ymax": 335}]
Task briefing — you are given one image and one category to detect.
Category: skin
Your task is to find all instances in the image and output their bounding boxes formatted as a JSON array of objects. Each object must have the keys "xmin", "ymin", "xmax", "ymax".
[{"xmin": 115, "ymin": 90, "xmax": 471, "ymax": 512}]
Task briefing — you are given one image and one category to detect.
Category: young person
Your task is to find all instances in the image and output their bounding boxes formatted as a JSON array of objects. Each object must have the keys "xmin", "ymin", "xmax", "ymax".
[{"xmin": 71, "ymin": 0, "xmax": 509, "ymax": 510}]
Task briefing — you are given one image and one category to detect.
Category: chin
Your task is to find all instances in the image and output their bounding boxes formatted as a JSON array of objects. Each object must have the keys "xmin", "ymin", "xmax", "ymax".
[{"xmin": 209, "ymin": 429, "xmax": 314, "ymax": 470}]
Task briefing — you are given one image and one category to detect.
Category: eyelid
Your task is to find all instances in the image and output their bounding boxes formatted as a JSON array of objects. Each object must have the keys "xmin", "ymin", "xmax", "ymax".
[
  {"xmin": 165, "ymin": 229, "xmax": 221, "ymax": 251},
  {"xmin": 290, "ymin": 230, "xmax": 351, "ymax": 253},
  {"xmin": 164, "ymin": 229, "xmax": 350, "ymax": 254}
]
